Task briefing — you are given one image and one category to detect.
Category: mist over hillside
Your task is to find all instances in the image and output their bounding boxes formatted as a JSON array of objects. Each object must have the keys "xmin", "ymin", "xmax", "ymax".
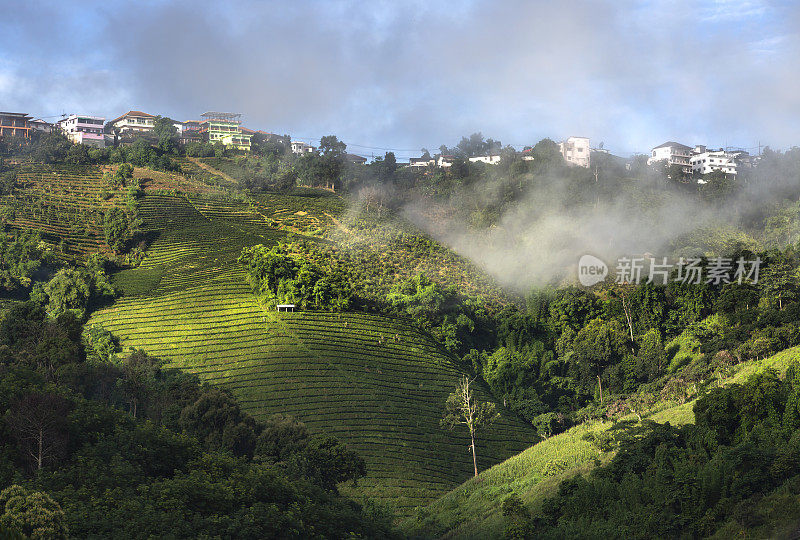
[{"xmin": 386, "ymin": 147, "xmax": 800, "ymax": 291}]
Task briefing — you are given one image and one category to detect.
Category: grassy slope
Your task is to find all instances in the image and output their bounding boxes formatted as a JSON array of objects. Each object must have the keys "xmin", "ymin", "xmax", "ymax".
[
  {"xmin": 88, "ymin": 192, "xmax": 536, "ymax": 517},
  {"xmin": 401, "ymin": 346, "xmax": 800, "ymax": 539}
]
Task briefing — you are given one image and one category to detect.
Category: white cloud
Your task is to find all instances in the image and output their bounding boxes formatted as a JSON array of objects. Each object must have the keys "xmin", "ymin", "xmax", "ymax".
[
  {"xmin": 1, "ymin": 0, "xmax": 800, "ymax": 152},
  {"xmin": 699, "ymin": 0, "xmax": 768, "ymax": 22}
]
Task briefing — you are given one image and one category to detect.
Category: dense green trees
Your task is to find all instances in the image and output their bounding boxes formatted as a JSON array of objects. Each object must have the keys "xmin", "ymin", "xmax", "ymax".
[
  {"xmin": 0, "ymin": 130, "xmax": 180, "ymax": 172},
  {"xmin": 152, "ymin": 116, "xmax": 179, "ymax": 154},
  {"xmin": 511, "ymin": 367, "xmax": 800, "ymax": 538},
  {"xmin": 239, "ymin": 242, "xmax": 352, "ymax": 310},
  {"xmin": 102, "ymin": 206, "xmax": 141, "ymax": 253},
  {"xmin": 0, "ymin": 485, "xmax": 67, "ymax": 539},
  {"xmin": 453, "ymin": 251, "xmax": 800, "ymax": 435},
  {"xmin": 292, "ymin": 135, "xmax": 348, "ymax": 190},
  {"xmin": 0, "ymin": 303, "xmax": 390, "ymax": 539},
  {"xmin": 0, "ymin": 232, "xmax": 52, "ymax": 291},
  {"xmin": 103, "ymin": 162, "xmax": 133, "ymax": 188},
  {"xmin": 386, "ymin": 273, "xmax": 488, "ymax": 354}
]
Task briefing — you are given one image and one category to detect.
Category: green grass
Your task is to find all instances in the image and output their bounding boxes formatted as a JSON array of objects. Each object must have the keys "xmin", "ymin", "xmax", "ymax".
[
  {"xmin": 400, "ymin": 346, "xmax": 800, "ymax": 538},
  {"xmin": 665, "ymin": 327, "xmax": 702, "ymax": 372},
  {"xmin": 89, "ymin": 192, "xmax": 536, "ymax": 518},
  {"xmin": 402, "ymin": 421, "xmax": 611, "ymax": 539}
]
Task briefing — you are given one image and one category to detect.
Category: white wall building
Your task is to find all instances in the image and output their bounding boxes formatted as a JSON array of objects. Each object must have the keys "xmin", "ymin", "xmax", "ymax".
[
  {"xmin": 111, "ymin": 110, "xmax": 156, "ymax": 134},
  {"xmin": 291, "ymin": 141, "xmax": 316, "ymax": 154},
  {"xmin": 468, "ymin": 154, "xmax": 502, "ymax": 165},
  {"xmin": 437, "ymin": 155, "xmax": 454, "ymax": 168},
  {"xmin": 408, "ymin": 156, "xmax": 435, "ymax": 167},
  {"xmin": 690, "ymin": 150, "xmax": 737, "ymax": 177},
  {"xmin": 58, "ymin": 114, "xmax": 105, "ymax": 148},
  {"xmin": 559, "ymin": 136, "xmax": 590, "ymax": 168},
  {"xmin": 647, "ymin": 141, "xmax": 693, "ymax": 174}
]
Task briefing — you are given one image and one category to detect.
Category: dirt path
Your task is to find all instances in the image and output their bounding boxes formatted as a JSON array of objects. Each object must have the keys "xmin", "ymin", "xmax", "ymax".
[{"xmin": 187, "ymin": 157, "xmax": 237, "ymax": 184}]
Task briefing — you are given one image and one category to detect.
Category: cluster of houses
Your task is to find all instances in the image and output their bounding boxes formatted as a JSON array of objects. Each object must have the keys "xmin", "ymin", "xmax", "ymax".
[
  {"xmin": 0, "ymin": 110, "xmax": 252, "ymax": 150},
  {"xmin": 409, "ymin": 136, "xmax": 592, "ymax": 169},
  {"xmin": 646, "ymin": 141, "xmax": 755, "ymax": 180},
  {"xmin": 0, "ymin": 109, "xmax": 373, "ymax": 163},
  {"xmin": 0, "ymin": 110, "xmax": 760, "ymax": 177}
]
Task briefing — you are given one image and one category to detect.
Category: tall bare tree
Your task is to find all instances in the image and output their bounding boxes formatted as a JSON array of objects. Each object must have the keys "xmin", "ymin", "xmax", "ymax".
[
  {"xmin": 5, "ymin": 393, "xmax": 70, "ymax": 471},
  {"xmin": 441, "ymin": 376, "xmax": 499, "ymax": 477}
]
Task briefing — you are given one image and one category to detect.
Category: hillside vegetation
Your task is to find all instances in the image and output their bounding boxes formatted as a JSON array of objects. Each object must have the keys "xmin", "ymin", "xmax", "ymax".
[
  {"xmin": 88, "ymin": 193, "xmax": 536, "ymax": 516},
  {"xmin": 401, "ymin": 345, "xmax": 800, "ymax": 539},
  {"xmin": 5, "ymin": 132, "xmax": 800, "ymax": 537},
  {"xmin": 0, "ymin": 164, "xmax": 124, "ymax": 260}
]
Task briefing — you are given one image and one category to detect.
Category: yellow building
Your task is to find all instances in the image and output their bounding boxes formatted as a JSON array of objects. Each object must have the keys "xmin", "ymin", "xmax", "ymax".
[{"xmin": 200, "ymin": 112, "xmax": 252, "ymax": 151}]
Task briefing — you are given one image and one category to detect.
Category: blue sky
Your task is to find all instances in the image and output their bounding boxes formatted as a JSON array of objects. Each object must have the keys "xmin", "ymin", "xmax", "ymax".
[{"xmin": 1, "ymin": 0, "xmax": 798, "ymax": 159}]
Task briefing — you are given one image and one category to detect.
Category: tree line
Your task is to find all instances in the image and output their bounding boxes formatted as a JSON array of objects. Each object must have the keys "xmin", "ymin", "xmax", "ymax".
[{"xmin": 0, "ymin": 300, "xmax": 394, "ymax": 538}]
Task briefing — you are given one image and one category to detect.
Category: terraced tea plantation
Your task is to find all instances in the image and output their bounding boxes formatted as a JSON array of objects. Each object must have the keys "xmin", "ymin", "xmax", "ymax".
[
  {"xmin": 0, "ymin": 163, "xmax": 125, "ymax": 259},
  {"xmin": 252, "ymin": 191, "xmax": 347, "ymax": 235},
  {"xmin": 89, "ymin": 193, "xmax": 535, "ymax": 516}
]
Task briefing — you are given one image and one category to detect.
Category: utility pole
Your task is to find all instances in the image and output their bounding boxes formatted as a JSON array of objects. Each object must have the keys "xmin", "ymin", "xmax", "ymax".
[{"xmin": 594, "ymin": 165, "xmax": 599, "ymax": 209}]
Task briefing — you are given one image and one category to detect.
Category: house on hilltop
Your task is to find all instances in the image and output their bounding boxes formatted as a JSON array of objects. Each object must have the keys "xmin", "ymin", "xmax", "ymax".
[
  {"xmin": 647, "ymin": 141, "xmax": 693, "ymax": 174},
  {"xmin": 58, "ymin": 114, "xmax": 106, "ymax": 148},
  {"xmin": 690, "ymin": 148, "xmax": 738, "ymax": 179},
  {"xmin": 180, "ymin": 120, "xmax": 203, "ymax": 144},
  {"xmin": 0, "ymin": 112, "xmax": 33, "ymax": 139},
  {"xmin": 469, "ymin": 154, "xmax": 501, "ymax": 165},
  {"xmin": 437, "ymin": 155, "xmax": 455, "ymax": 168},
  {"xmin": 29, "ymin": 118, "xmax": 53, "ymax": 133},
  {"xmin": 291, "ymin": 140, "xmax": 316, "ymax": 154},
  {"xmin": 558, "ymin": 136, "xmax": 590, "ymax": 167},
  {"xmin": 409, "ymin": 155, "xmax": 435, "ymax": 167},
  {"xmin": 346, "ymin": 153, "xmax": 367, "ymax": 164},
  {"xmin": 649, "ymin": 141, "xmax": 744, "ymax": 179},
  {"xmin": 200, "ymin": 112, "xmax": 252, "ymax": 151},
  {"xmin": 111, "ymin": 110, "xmax": 156, "ymax": 135}
]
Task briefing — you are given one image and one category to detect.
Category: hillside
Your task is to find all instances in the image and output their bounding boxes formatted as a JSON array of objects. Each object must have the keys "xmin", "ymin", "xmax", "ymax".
[
  {"xmin": 0, "ymin": 162, "xmax": 227, "ymax": 263},
  {"xmin": 88, "ymin": 192, "xmax": 536, "ymax": 516},
  {"xmin": 400, "ymin": 346, "xmax": 800, "ymax": 539},
  {"xmin": 0, "ymin": 163, "xmax": 123, "ymax": 260}
]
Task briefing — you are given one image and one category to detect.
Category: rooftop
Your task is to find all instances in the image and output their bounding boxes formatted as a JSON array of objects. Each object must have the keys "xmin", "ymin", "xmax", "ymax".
[
  {"xmin": 653, "ymin": 141, "xmax": 693, "ymax": 151},
  {"xmin": 201, "ymin": 112, "xmax": 242, "ymax": 122},
  {"xmin": 0, "ymin": 112, "xmax": 32, "ymax": 119},
  {"xmin": 110, "ymin": 110, "xmax": 155, "ymax": 123}
]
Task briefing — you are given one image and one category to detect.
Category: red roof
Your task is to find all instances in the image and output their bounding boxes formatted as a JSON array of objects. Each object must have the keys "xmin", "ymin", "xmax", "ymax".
[{"xmin": 110, "ymin": 110, "xmax": 156, "ymax": 124}]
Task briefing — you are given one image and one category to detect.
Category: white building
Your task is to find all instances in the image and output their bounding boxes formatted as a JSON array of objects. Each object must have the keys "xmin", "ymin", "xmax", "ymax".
[
  {"xmin": 468, "ymin": 154, "xmax": 501, "ymax": 165},
  {"xmin": 647, "ymin": 141, "xmax": 693, "ymax": 174},
  {"xmin": 58, "ymin": 114, "xmax": 105, "ymax": 148},
  {"xmin": 409, "ymin": 156, "xmax": 435, "ymax": 167},
  {"xmin": 111, "ymin": 110, "xmax": 156, "ymax": 134},
  {"xmin": 558, "ymin": 136, "xmax": 590, "ymax": 168},
  {"xmin": 291, "ymin": 141, "xmax": 316, "ymax": 154},
  {"xmin": 437, "ymin": 155, "xmax": 454, "ymax": 168},
  {"xmin": 690, "ymin": 149, "xmax": 737, "ymax": 177}
]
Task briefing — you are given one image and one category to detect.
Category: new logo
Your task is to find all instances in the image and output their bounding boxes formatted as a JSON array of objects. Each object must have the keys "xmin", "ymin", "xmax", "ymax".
[{"xmin": 578, "ymin": 254, "xmax": 608, "ymax": 286}]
